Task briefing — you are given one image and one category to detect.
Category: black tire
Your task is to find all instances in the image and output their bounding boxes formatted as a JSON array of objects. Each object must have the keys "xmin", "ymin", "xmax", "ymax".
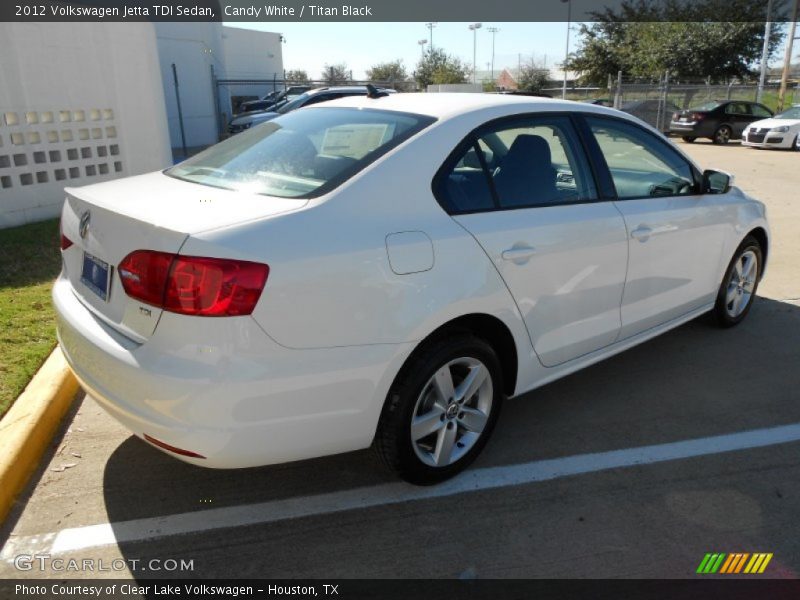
[
  {"xmin": 712, "ymin": 236, "xmax": 763, "ymax": 328},
  {"xmin": 373, "ymin": 333, "xmax": 504, "ymax": 485},
  {"xmin": 682, "ymin": 136, "xmax": 697, "ymax": 143},
  {"xmin": 793, "ymin": 134, "xmax": 800, "ymax": 151},
  {"xmin": 713, "ymin": 125, "xmax": 732, "ymax": 145}
]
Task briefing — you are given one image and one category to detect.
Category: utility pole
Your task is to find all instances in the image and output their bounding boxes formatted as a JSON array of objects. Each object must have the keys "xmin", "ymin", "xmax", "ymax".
[
  {"xmin": 469, "ymin": 23, "xmax": 482, "ymax": 84},
  {"xmin": 757, "ymin": 0, "xmax": 775, "ymax": 104},
  {"xmin": 487, "ymin": 27, "xmax": 499, "ymax": 81},
  {"xmin": 561, "ymin": 0, "xmax": 572, "ymax": 100},
  {"xmin": 778, "ymin": 0, "xmax": 800, "ymax": 111},
  {"xmin": 426, "ymin": 22, "xmax": 437, "ymax": 52}
]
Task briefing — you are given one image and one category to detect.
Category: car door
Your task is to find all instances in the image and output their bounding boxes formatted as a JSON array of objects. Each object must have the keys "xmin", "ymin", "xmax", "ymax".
[
  {"xmin": 434, "ymin": 114, "xmax": 629, "ymax": 367},
  {"xmin": 725, "ymin": 102, "xmax": 751, "ymax": 137},
  {"xmin": 583, "ymin": 115, "xmax": 728, "ymax": 339}
]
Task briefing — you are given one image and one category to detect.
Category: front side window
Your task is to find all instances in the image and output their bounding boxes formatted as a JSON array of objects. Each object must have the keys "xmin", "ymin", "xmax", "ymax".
[
  {"xmin": 587, "ymin": 117, "xmax": 696, "ymax": 199},
  {"xmin": 168, "ymin": 108, "xmax": 435, "ymax": 198},
  {"xmin": 436, "ymin": 115, "xmax": 596, "ymax": 213},
  {"xmin": 725, "ymin": 103, "xmax": 749, "ymax": 116}
]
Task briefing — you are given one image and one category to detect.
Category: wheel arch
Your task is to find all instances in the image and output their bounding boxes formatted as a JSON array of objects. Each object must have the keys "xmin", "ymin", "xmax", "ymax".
[
  {"xmin": 746, "ymin": 226, "xmax": 769, "ymax": 277},
  {"xmin": 406, "ymin": 313, "xmax": 519, "ymax": 397}
]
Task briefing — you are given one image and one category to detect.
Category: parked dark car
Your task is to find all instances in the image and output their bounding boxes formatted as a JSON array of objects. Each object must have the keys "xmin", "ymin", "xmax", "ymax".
[
  {"xmin": 620, "ymin": 99, "xmax": 681, "ymax": 132},
  {"xmin": 492, "ymin": 90, "xmax": 553, "ymax": 98},
  {"xmin": 669, "ymin": 100, "xmax": 773, "ymax": 144},
  {"xmin": 581, "ymin": 98, "xmax": 613, "ymax": 107},
  {"xmin": 238, "ymin": 86, "xmax": 312, "ymax": 114},
  {"xmin": 228, "ymin": 86, "xmax": 397, "ymax": 134}
]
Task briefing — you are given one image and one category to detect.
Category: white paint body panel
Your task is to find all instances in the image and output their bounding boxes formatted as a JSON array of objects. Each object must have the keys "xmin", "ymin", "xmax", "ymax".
[
  {"xmin": 741, "ymin": 117, "xmax": 800, "ymax": 149},
  {"xmin": 53, "ymin": 94, "xmax": 770, "ymax": 468},
  {"xmin": 456, "ymin": 202, "xmax": 628, "ymax": 366}
]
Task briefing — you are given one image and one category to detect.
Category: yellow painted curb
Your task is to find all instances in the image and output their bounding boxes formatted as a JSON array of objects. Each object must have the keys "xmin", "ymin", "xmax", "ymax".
[{"xmin": 0, "ymin": 346, "xmax": 79, "ymax": 525}]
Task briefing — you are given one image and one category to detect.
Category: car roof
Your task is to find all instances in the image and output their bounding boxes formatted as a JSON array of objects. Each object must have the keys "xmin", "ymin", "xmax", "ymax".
[{"xmin": 310, "ymin": 92, "xmax": 612, "ymax": 119}]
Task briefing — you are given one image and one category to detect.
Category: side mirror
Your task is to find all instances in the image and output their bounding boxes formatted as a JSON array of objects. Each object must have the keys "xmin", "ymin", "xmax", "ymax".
[{"xmin": 703, "ymin": 169, "xmax": 734, "ymax": 194}]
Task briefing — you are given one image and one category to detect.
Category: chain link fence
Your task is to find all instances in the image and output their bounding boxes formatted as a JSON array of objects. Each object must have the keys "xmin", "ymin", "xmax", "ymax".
[{"xmin": 545, "ymin": 73, "xmax": 799, "ymax": 131}]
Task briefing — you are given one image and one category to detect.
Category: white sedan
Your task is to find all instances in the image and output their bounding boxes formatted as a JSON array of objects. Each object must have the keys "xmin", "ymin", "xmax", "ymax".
[
  {"xmin": 742, "ymin": 105, "xmax": 800, "ymax": 149},
  {"xmin": 55, "ymin": 93, "xmax": 770, "ymax": 484}
]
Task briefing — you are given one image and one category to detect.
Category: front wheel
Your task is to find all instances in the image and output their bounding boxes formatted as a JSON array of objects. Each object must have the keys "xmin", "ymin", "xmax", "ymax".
[
  {"xmin": 713, "ymin": 125, "xmax": 732, "ymax": 145},
  {"xmin": 712, "ymin": 236, "xmax": 763, "ymax": 327},
  {"xmin": 373, "ymin": 334, "xmax": 503, "ymax": 485}
]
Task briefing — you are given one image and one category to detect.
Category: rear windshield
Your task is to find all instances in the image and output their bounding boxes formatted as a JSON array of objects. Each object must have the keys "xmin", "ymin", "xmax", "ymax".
[
  {"xmin": 690, "ymin": 101, "xmax": 723, "ymax": 112},
  {"xmin": 276, "ymin": 93, "xmax": 311, "ymax": 114},
  {"xmin": 167, "ymin": 107, "xmax": 436, "ymax": 198}
]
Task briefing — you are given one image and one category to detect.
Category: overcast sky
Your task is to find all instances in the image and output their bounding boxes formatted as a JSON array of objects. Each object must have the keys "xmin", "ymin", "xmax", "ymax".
[{"xmin": 232, "ymin": 21, "xmax": 791, "ymax": 81}]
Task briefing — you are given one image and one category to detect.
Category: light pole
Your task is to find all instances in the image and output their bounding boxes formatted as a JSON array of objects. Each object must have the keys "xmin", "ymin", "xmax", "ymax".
[
  {"xmin": 487, "ymin": 27, "xmax": 499, "ymax": 81},
  {"xmin": 561, "ymin": 0, "xmax": 571, "ymax": 99},
  {"xmin": 418, "ymin": 39, "xmax": 428, "ymax": 58},
  {"xmin": 426, "ymin": 22, "xmax": 437, "ymax": 52},
  {"xmin": 469, "ymin": 23, "xmax": 482, "ymax": 84},
  {"xmin": 757, "ymin": 0, "xmax": 775, "ymax": 104}
]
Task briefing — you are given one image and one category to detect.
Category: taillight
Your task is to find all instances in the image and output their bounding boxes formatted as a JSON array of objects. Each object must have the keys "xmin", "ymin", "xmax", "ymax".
[
  {"xmin": 59, "ymin": 221, "xmax": 73, "ymax": 251},
  {"xmin": 118, "ymin": 250, "xmax": 174, "ymax": 306},
  {"xmin": 118, "ymin": 250, "xmax": 269, "ymax": 317},
  {"xmin": 691, "ymin": 112, "xmax": 706, "ymax": 121}
]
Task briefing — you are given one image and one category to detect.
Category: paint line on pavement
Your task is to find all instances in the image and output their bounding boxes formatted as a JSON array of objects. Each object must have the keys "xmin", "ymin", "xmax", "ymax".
[{"xmin": 4, "ymin": 422, "xmax": 800, "ymax": 560}]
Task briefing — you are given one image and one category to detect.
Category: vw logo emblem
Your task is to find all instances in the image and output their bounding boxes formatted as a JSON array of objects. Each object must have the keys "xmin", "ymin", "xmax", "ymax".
[{"xmin": 79, "ymin": 211, "xmax": 91, "ymax": 239}]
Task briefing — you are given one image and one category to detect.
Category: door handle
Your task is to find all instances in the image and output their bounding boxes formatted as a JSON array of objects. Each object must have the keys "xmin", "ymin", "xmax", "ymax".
[
  {"xmin": 631, "ymin": 226, "xmax": 653, "ymax": 242},
  {"xmin": 501, "ymin": 245, "xmax": 536, "ymax": 262}
]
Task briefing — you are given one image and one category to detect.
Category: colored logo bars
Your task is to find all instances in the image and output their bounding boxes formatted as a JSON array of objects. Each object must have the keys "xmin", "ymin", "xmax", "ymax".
[{"xmin": 697, "ymin": 553, "xmax": 773, "ymax": 574}]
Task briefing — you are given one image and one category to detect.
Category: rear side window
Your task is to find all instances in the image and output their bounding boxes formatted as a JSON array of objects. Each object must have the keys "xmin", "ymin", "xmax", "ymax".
[
  {"xmin": 168, "ymin": 108, "xmax": 435, "ymax": 198},
  {"xmin": 751, "ymin": 104, "xmax": 772, "ymax": 118},
  {"xmin": 587, "ymin": 117, "xmax": 696, "ymax": 199},
  {"xmin": 436, "ymin": 115, "xmax": 596, "ymax": 213}
]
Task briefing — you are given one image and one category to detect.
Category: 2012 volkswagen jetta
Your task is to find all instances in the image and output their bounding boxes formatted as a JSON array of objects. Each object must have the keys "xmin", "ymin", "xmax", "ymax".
[{"xmin": 54, "ymin": 93, "xmax": 769, "ymax": 484}]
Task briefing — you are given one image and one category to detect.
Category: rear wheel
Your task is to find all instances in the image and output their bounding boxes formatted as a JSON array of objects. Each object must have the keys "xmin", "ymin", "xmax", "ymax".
[
  {"xmin": 712, "ymin": 236, "xmax": 762, "ymax": 327},
  {"xmin": 713, "ymin": 125, "xmax": 732, "ymax": 145},
  {"xmin": 682, "ymin": 136, "xmax": 696, "ymax": 143},
  {"xmin": 374, "ymin": 334, "xmax": 503, "ymax": 485}
]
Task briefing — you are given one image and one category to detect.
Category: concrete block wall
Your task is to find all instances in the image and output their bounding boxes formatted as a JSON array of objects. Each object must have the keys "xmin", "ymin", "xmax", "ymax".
[{"xmin": 0, "ymin": 22, "xmax": 171, "ymax": 229}]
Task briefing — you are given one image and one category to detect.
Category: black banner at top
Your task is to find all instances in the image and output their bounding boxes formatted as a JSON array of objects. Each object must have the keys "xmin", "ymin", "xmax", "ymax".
[{"xmin": 0, "ymin": 0, "xmax": 791, "ymax": 23}]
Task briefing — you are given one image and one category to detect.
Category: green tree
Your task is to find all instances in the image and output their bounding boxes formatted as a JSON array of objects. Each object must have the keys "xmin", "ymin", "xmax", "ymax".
[
  {"xmin": 366, "ymin": 60, "xmax": 409, "ymax": 84},
  {"xmin": 518, "ymin": 59, "xmax": 551, "ymax": 92},
  {"xmin": 284, "ymin": 69, "xmax": 310, "ymax": 84},
  {"xmin": 566, "ymin": 0, "xmax": 785, "ymax": 85},
  {"xmin": 414, "ymin": 48, "xmax": 470, "ymax": 89},
  {"xmin": 321, "ymin": 63, "xmax": 351, "ymax": 85}
]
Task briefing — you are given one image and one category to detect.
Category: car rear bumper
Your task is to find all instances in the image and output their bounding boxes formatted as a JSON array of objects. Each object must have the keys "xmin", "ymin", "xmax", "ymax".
[
  {"xmin": 53, "ymin": 274, "xmax": 413, "ymax": 468},
  {"xmin": 669, "ymin": 121, "xmax": 714, "ymax": 137}
]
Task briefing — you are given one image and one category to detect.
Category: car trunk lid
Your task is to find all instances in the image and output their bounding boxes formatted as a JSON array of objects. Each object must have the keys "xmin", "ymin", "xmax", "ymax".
[{"xmin": 60, "ymin": 171, "xmax": 307, "ymax": 341}]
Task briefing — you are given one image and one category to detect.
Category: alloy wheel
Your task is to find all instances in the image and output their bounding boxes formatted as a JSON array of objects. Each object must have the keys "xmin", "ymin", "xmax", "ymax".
[
  {"xmin": 410, "ymin": 357, "xmax": 493, "ymax": 468},
  {"xmin": 724, "ymin": 249, "xmax": 758, "ymax": 318}
]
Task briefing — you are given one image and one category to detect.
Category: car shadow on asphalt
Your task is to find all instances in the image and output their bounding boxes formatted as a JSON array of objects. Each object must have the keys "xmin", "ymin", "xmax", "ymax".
[{"xmin": 93, "ymin": 296, "xmax": 800, "ymax": 577}]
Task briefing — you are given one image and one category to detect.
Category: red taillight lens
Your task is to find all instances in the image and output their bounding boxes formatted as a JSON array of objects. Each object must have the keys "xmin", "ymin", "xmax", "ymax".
[
  {"xmin": 59, "ymin": 220, "xmax": 73, "ymax": 251},
  {"xmin": 692, "ymin": 112, "xmax": 705, "ymax": 121},
  {"xmin": 118, "ymin": 250, "xmax": 174, "ymax": 307},
  {"xmin": 118, "ymin": 250, "xmax": 269, "ymax": 317}
]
